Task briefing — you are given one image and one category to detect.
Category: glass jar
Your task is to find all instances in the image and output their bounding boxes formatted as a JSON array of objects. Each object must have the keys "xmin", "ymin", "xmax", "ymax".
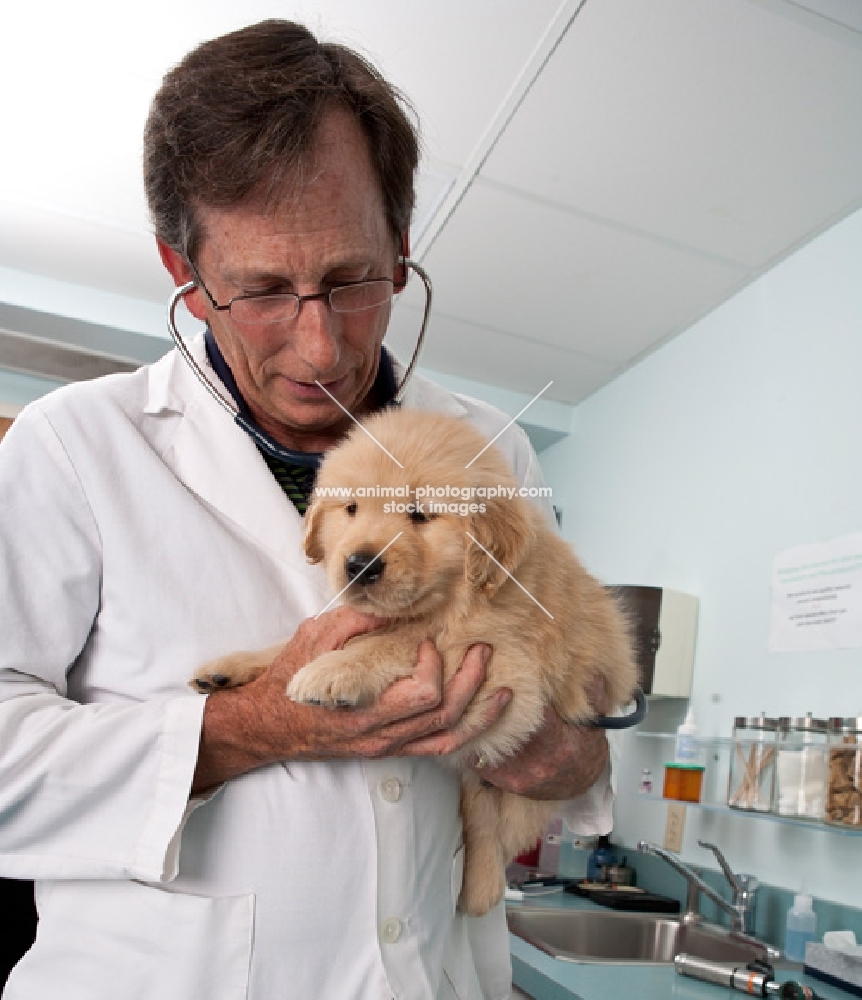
[
  {"xmin": 826, "ymin": 716, "xmax": 862, "ymax": 828},
  {"xmin": 728, "ymin": 714, "xmax": 777, "ymax": 812},
  {"xmin": 774, "ymin": 714, "xmax": 828, "ymax": 820}
]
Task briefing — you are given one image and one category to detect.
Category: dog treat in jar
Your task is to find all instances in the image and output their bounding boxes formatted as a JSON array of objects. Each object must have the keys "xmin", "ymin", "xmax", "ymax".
[
  {"xmin": 774, "ymin": 714, "xmax": 828, "ymax": 821},
  {"xmin": 826, "ymin": 716, "xmax": 862, "ymax": 828},
  {"xmin": 728, "ymin": 714, "xmax": 777, "ymax": 812}
]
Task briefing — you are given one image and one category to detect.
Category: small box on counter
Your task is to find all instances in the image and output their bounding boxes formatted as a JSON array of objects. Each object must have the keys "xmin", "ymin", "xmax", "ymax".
[{"xmin": 804, "ymin": 939, "xmax": 862, "ymax": 998}]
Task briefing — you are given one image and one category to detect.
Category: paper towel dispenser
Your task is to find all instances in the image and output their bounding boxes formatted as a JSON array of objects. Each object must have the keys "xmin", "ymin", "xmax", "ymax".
[{"xmin": 612, "ymin": 586, "xmax": 698, "ymax": 698}]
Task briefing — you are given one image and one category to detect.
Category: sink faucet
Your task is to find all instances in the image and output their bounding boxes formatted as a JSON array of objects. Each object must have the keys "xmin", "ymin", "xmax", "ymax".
[{"xmin": 637, "ymin": 839, "xmax": 759, "ymax": 936}]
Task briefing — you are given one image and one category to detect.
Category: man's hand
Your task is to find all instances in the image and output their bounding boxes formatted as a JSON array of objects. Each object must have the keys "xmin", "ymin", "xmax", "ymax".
[
  {"xmin": 468, "ymin": 674, "xmax": 611, "ymax": 801},
  {"xmin": 192, "ymin": 608, "xmax": 510, "ymax": 793}
]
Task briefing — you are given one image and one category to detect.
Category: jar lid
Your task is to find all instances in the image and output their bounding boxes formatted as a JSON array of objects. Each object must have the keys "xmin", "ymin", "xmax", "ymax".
[
  {"xmin": 664, "ymin": 762, "xmax": 706, "ymax": 771},
  {"xmin": 777, "ymin": 712, "xmax": 826, "ymax": 733},
  {"xmin": 734, "ymin": 713, "xmax": 778, "ymax": 731},
  {"xmin": 827, "ymin": 715, "xmax": 862, "ymax": 734}
]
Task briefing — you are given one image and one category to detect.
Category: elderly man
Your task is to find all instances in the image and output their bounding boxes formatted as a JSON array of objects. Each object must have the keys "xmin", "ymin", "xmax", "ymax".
[{"xmin": 0, "ymin": 21, "xmax": 614, "ymax": 1000}]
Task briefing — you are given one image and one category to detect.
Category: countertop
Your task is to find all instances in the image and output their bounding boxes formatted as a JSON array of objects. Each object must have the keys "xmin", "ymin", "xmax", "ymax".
[{"xmin": 507, "ymin": 892, "xmax": 855, "ymax": 1000}]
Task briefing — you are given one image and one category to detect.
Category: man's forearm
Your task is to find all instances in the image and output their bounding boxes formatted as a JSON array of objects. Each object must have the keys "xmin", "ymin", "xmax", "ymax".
[{"xmin": 192, "ymin": 686, "xmax": 283, "ymax": 794}]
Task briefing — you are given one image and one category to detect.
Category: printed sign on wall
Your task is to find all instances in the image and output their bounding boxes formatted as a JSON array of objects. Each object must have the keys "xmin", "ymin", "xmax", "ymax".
[{"xmin": 770, "ymin": 532, "xmax": 862, "ymax": 652}]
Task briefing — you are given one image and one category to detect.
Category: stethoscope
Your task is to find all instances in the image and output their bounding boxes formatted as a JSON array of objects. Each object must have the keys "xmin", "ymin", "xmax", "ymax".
[
  {"xmin": 166, "ymin": 257, "xmax": 434, "ymax": 469},
  {"xmin": 166, "ymin": 258, "xmax": 646, "ymax": 730}
]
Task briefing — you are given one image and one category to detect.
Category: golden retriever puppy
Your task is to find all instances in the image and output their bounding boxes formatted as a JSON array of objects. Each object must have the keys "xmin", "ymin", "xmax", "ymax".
[{"xmin": 194, "ymin": 409, "xmax": 637, "ymax": 916}]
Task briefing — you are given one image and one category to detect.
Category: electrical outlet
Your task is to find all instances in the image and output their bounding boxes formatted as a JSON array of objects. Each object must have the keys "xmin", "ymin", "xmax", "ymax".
[{"xmin": 663, "ymin": 802, "xmax": 686, "ymax": 852}]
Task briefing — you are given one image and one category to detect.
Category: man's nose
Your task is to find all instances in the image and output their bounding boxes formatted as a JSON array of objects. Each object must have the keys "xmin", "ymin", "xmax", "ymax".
[{"xmin": 293, "ymin": 296, "xmax": 340, "ymax": 373}]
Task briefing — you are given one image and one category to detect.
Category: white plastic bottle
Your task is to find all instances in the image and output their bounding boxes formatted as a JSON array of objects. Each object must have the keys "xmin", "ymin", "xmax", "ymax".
[
  {"xmin": 785, "ymin": 893, "xmax": 817, "ymax": 962},
  {"xmin": 675, "ymin": 706, "xmax": 702, "ymax": 764}
]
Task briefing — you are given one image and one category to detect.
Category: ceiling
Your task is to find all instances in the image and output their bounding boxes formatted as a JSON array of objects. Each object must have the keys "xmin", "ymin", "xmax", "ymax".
[{"xmin": 2, "ymin": 0, "xmax": 862, "ymax": 406}]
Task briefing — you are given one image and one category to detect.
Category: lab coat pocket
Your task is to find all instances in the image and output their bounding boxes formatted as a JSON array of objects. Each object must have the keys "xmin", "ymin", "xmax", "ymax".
[{"xmin": 5, "ymin": 879, "xmax": 254, "ymax": 1000}]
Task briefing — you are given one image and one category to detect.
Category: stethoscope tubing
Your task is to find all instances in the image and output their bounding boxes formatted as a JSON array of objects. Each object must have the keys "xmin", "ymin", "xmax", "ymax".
[{"xmin": 166, "ymin": 258, "xmax": 433, "ymax": 466}]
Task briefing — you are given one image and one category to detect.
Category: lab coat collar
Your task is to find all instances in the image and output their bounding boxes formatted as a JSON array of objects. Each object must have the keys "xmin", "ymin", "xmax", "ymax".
[{"xmin": 143, "ymin": 335, "xmax": 316, "ymax": 576}]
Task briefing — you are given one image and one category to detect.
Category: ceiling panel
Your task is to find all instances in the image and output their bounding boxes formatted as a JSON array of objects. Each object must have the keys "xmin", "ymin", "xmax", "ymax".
[
  {"xmin": 480, "ymin": 0, "xmax": 862, "ymax": 268},
  {"xmin": 420, "ymin": 179, "xmax": 748, "ymax": 369},
  {"xmin": 0, "ymin": 201, "xmax": 173, "ymax": 304},
  {"xmin": 2, "ymin": 0, "xmax": 862, "ymax": 405},
  {"xmin": 385, "ymin": 301, "xmax": 618, "ymax": 405}
]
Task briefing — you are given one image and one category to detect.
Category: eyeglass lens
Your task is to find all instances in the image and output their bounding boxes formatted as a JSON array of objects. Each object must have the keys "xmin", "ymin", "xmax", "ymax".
[{"xmin": 229, "ymin": 279, "xmax": 394, "ymax": 324}]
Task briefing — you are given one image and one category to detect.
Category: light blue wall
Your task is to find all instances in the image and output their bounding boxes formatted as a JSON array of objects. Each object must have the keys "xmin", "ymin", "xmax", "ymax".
[
  {"xmin": 0, "ymin": 369, "xmax": 65, "ymax": 409},
  {"xmin": 540, "ymin": 204, "xmax": 862, "ymax": 908},
  {"xmin": 0, "ymin": 265, "xmax": 168, "ymax": 337}
]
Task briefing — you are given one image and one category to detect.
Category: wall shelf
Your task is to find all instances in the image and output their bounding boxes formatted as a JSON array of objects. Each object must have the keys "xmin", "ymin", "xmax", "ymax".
[
  {"xmin": 630, "ymin": 732, "xmax": 862, "ymax": 837},
  {"xmin": 627, "ymin": 792, "xmax": 862, "ymax": 836}
]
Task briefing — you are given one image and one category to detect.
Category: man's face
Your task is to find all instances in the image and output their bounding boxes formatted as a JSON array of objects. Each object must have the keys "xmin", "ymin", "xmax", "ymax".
[{"xmin": 189, "ymin": 109, "xmax": 400, "ymax": 452}]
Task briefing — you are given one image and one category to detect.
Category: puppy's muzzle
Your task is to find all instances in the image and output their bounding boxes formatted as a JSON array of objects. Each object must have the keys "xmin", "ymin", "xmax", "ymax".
[{"xmin": 345, "ymin": 551, "xmax": 386, "ymax": 586}]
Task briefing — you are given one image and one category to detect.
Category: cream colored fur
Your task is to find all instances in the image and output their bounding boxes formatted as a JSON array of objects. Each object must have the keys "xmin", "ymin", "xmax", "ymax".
[{"xmin": 193, "ymin": 409, "xmax": 637, "ymax": 916}]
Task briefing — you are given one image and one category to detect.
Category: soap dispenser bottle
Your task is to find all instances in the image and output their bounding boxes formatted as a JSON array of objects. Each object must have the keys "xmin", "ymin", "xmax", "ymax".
[
  {"xmin": 675, "ymin": 706, "xmax": 702, "ymax": 764},
  {"xmin": 586, "ymin": 836, "xmax": 617, "ymax": 883},
  {"xmin": 785, "ymin": 893, "xmax": 817, "ymax": 962}
]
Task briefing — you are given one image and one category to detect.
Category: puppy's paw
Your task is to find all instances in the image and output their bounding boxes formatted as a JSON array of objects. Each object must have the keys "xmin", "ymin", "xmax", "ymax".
[
  {"xmin": 456, "ymin": 869, "xmax": 505, "ymax": 918},
  {"xmin": 286, "ymin": 650, "xmax": 383, "ymax": 708},
  {"xmin": 189, "ymin": 651, "xmax": 270, "ymax": 693}
]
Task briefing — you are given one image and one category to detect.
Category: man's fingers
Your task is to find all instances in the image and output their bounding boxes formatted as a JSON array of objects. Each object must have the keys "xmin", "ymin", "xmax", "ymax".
[
  {"xmin": 345, "ymin": 641, "xmax": 494, "ymax": 753},
  {"xmin": 426, "ymin": 641, "xmax": 493, "ymax": 732},
  {"xmin": 269, "ymin": 608, "xmax": 392, "ymax": 682},
  {"xmin": 397, "ymin": 641, "xmax": 509, "ymax": 758},
  {"xmin": 401, "ymin": 686, "xmax": 510, "ymax": 757},
  {"xmin": 355, "ymin": 640, "xmax": 444, "ymax": 725},
  {"xmin": 309, "ymin": 606, "xmax": 392, "ymax": 652},
  {"xmin": 383, "ymin": 640, "xmax": 490, "ymax": 735},
  {"xmin": 273, "ymin": 636, "xmax": 499, "ymax": 760}
]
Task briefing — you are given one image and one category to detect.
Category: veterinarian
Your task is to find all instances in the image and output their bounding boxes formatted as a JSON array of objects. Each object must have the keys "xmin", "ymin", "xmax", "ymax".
[{"xmin": 0, "ymin": 21, "xmax": 618, "ymax": 1000}]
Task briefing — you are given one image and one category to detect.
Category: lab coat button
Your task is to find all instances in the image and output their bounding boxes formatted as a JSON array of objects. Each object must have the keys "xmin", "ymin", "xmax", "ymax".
[
  {"xmin": 381, "ymin": 918, "xmax": 403, "ymax": 943},
  {"xmin": 380, "ymin": 777, "xmax": 403, "ymax": 803}
]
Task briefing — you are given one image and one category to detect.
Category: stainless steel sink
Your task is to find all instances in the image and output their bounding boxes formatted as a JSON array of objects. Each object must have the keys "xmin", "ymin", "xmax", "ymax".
[{"xmin": 506, "ymin": 906, "xmax": 775, "ymax": 966}]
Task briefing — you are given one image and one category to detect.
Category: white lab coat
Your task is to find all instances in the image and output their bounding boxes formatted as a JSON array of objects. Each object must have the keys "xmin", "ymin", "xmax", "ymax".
[{"xmin": 0, "ymin": 335, "xmax": 614, "ymax": 999}]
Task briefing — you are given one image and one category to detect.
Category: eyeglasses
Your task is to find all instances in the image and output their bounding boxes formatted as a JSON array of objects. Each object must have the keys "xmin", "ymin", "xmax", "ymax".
[{"xmin": 188, "ymin": 260, "xmax": 395, "ymax": 326}]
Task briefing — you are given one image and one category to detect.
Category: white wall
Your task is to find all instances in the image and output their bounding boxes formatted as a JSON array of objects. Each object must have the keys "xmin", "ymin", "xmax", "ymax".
[{"xmin": 540, "ymin": 204, "xmax": 862, "ymax": 907}]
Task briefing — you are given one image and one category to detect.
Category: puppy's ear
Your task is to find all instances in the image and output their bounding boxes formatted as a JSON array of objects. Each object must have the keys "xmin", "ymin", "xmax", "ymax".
[
  {"xmin": 302, "ymin": 501, "xmax": 326, "ymax": 564},
  {"xmin": 466, "ymin": 495, "xmax": 535, "ymax": 596}
]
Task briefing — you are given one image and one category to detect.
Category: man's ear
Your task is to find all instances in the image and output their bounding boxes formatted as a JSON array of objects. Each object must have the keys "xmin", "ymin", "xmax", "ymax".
[
  {"xmin": 393, "ymin": 232, "xmax": 410, "ymax": 292},
  {"xmin": 156, "ymin": 239, "xmax": 207, "ymax": 322}
]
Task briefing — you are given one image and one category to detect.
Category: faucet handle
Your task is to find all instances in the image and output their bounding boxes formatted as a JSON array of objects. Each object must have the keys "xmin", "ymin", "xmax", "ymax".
[
  {"xmin": 735, "ymin": 873, "xmax": 759, "ymax": 895},
  {"xmin": 697, "ymin": 840, "xmax": 741, "ymax": 891}
]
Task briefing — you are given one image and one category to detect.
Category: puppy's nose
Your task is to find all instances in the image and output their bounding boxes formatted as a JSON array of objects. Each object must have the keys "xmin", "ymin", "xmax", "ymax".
[{"xmin": 345, "ymin": 551, "xmax": 386, "ymax": 585}]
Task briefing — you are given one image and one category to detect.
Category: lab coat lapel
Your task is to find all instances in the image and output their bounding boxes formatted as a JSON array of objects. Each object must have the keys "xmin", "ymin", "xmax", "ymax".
[{"xmin": 145, "ymin": 338, "xmax": 314, "ymax": 579}]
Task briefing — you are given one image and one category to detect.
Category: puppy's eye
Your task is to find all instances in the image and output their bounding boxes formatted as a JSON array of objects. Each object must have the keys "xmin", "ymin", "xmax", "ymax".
[
  {"xmin": 345, "ymin": 502, "xmax": 358, "ymax": 516},
  {"xmin": 409, "ymin": 508, "xmax": 429, "ymax": 524}
]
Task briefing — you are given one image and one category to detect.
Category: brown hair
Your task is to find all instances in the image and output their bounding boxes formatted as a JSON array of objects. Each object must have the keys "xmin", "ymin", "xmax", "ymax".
[{"xmin": 143, "ymin": 20, "xmax": 419, "ymax": 260}]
